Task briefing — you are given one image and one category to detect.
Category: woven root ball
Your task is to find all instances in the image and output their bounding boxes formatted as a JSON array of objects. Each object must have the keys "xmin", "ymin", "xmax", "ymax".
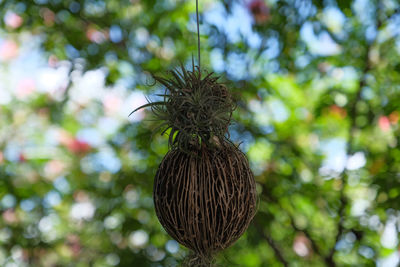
[{"xmin": 153, "ymin": 142, "xmax": 257, "ymax": 261}]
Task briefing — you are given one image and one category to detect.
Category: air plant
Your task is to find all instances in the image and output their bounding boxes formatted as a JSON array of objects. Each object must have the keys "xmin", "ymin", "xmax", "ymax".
[
  {"xmin": 130, "ymin": 2, "xmax": 257, "ymax": 266},
  {"xmin": 131, "ymin": 65, "xmax": 257, "ymax": 266},
  {"xmin": 131, "ymin": 64, "xmax": 235, "ymax": 152}
]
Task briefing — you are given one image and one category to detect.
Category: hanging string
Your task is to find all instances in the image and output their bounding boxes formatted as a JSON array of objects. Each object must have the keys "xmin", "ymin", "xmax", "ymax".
[{"xmin": 196, "ymin": 0, "xmax": 201, "ymax": 70}]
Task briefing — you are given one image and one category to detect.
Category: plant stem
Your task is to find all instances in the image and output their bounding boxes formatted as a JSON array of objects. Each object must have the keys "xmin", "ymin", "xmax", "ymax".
[{"xmin": 196, "ymin": 0, "xmax": 201, "ymax": 70}]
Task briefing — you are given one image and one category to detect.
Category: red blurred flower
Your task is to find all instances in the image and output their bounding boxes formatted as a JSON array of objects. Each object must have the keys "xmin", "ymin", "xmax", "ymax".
[
  {"xmin": 66, "ymin": 235, "xmax": 81, "ymax": 257},
  {"xmin": 248, "ymin": 0, "xmax": 270, "ymax": 24},
  {"xmin": 40, "ymin": 8, "xmax": 55, "ymax": 27},
  {"xmin": 67, "ymin": 139, "xmax": 91, "ymax": 155},
  {"xmin": 329, "ymin": 104, "xmax": 347, "ymax": 118},
  {"xmin": 378, "ymin": 116, "xmax": 390, "ymax": 132},
  {"xmin": 58, "ymin": 130, "xmax": 91, "ymax": 155},
  {"xmin": 18, "ymin": 153, "xmax": 26, "ymax": 162}
]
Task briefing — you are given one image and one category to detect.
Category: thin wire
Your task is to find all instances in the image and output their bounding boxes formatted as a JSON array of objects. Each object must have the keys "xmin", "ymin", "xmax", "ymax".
[{"xmin": 196, "ymin": 0, "xmax": 201, "ymax": 70}]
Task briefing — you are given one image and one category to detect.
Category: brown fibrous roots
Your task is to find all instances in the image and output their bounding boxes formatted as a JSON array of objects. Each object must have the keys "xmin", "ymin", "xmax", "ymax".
[{"xmin": 154, "ymin": 142, "xmax": 257, "ymax": 265}]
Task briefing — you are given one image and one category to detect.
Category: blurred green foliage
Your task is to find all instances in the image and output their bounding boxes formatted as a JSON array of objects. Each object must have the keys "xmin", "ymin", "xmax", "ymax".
[{"xmin": 0, "ymin": 0, "xmax": 400, "ymax": 266}]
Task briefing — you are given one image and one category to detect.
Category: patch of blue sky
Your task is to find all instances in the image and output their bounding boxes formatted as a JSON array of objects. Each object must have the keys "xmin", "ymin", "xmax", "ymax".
[
  {"xmin": 269, "ymin": 99, "xmax": 289, "ymax": 122},
  {"xmin": 381, "ymin": 217, "xmax": 399, "ymax": 249},
  {"xmin": 396, "ymin": 38, "xmax": 400, "ymax": 55},
  {"xmin": 125, "ymin": 90, "xmax": 147, "ymax": 122},
  {"xmin": 110, "ymin": 25, "xmax": 123, "ymax": 43},
  {"xmin": 248, "ymin": 99, "xmax": 271, "ymax": 124},
  {"xmin": 248, "ymin": 97, "xmax": 289, "ymax": 124},
  {"xmin": 210, "ymin": 48, "xmax": 224, "ymax": 73},
  {"xmin": 346, "ymin": 152, "xmax": 366, "ymax": 170},
  {"xmin": 4, "ymin": 141, "xmax": 21, "ymax": 162},
  {"xmin": 293, "ymin": 0, "xmax": 317, "ymax": 21},
  {"xmin": 1, "ymin": 194, "xmax": 16, "ymax": 209},
  {"xmin": 36, "ymin": 63, "xmax": 71, "ymax": 97},
  {"xmin": 65, "ymin": 44, "xmax": 80, "ymax": 59},
  {"xmin": 322, "ymin": 6, "xmax": 346, "ymax": 34},
  {"xmin": 228, "ymin": 125, "xmax": 254, "ymax": 153},
  {"xmin": 204, "ymin": 2, "xmax": 262, "ymax": 49},
  {"xmin": 155, "ymin": 0, "xmax": 176, "ymax": 11},
  {"xmin": 295, "ymin": 55, "xmax": 311, "ymax": 69},
  {"xmin": 226, "ymin": 52, "xmax": 248, "ymax": 80},
  {"xmin": 68, "ymin": 68, "xmax": 107, "ymax": 106},
  {"xmin": 97, "ymin": 151, "xmax": 122, "ymax": 173},
  {"xmin": 318, "ymin": 138, "xmax": 347, "ymax": 177},
  {"xmin": 335, "ymin": 232, "xmax": 355, "ymax": 252},
  {"xmin": 261, "ymin": 36, "xmax": 280, "ymax": 60},
  {"xmin": 132, "ymin": 27, "xmax": 150, "ymax": 48},
  {"xmin": 378, "ymin": 13, "xmax": 400, "ymax": 44},
  {"xmin": 43, "ymin": 190, "xmax": 62, "ymax": 208},
  {"xmin": 81, "ymin": 149, "xmax": 122, "ymax": 174},
  {"xmin": 300, "ymin": 22, "xmax": 341, "ymax": 56},
  {"xmin": 13, "ymin": 48, "xmax": 44, "ymax": 74},
  {"xmin": 353, "ymin": 0, "xmax": 375, "ymax": 27},
  {"xmin": 53, "ymin": 176, "xmax": 71, "ymax": 194},
  {"xmin": 98, "ymin": 117, "xmax": 121, "ymax": 137},
  {"xmin": 0, "ymin": 37, "xmax": 44, "ymax": 85},
  {"xmin": 377, "ymin": 252, "xmax": 400, "ymax": 267},
  {"xmin": 84, "ymin": 0, "xmax": 106, "ymax": 16},
  {"xmin": 20, "ymin": 198, "xmax": 37, "ymax": 212},
  {"xmin": 378, "ymin": 216, "xmax": 400, "ymax": 266},
  {"xmin": 328, "ymin": 66, "xmax": 359, "ymax": 91},
  {"xmin": 77, "ymin": 128, "xmax": 105, "ymax": 148}
]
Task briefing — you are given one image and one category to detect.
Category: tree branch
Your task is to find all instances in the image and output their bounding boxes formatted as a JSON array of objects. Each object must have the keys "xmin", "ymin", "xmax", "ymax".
[
  {"xmin": 254, "ymin": 220, "xmax": 289, "ymax": 267},
  {"xmin": 260, "ymin": 190, "xmax": 331, "ymax": 265}
]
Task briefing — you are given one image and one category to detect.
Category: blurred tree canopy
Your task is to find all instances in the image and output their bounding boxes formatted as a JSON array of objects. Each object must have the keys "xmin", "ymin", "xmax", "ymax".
[{"xmin": 1, "ymin": 0, "xmax": 400, "ymax": 266}]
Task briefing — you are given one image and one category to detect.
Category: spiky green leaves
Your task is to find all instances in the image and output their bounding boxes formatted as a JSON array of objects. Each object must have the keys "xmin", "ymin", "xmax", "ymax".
[{"xmin": 131, "ymin": 65, "xmax": 235, "ymax": 151}]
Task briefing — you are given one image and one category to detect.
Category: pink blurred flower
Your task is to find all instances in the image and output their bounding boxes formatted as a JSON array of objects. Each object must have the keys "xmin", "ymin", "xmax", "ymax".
[
  {"xmin": 74, "ymin": 191, "xmax": 89, "ymax": 202},
  {"xmin": 379, "ymin": 116, "xmax": 391, "ymax": 132},
  {"xmin": 104, "ymin": 93, "xmax": 123, "ymax": 114},
  {"xmin": 66, "ymin": 234, "xmax": 82, "ymax": 257},
  {"xmin": 86, "ymin": 27, "xmax": 108, "ymax": 44},
  {"xmin": 4, "ymin": 11, "xmax": 23, "ymax": 29},
  {"xmin": 58, "ymin": 130, "xmax": 73, "ymax": 146},
  {"xmin": 16, "ymin": 78, "xmax": 36, "ymax": 99},
  {"xmin": 3, "ymin": 209, "xmax": 18, "ymax": 224},
  {"xmin": 44, "ymin": 160, "xmax": 66, "ymax": 179},
  {"xmin": 293, "ymin": 234, "xmax": 312, "ymax": 257},
  {"xmin": 0, "ymin": 40, "xmax": 19, "ymax": 61}
]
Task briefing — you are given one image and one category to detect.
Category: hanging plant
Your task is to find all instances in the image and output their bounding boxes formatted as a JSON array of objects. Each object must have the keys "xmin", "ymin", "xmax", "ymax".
[{"xmin": 131, "ymin": 2, "xmax": 257, "ymax": 266}]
